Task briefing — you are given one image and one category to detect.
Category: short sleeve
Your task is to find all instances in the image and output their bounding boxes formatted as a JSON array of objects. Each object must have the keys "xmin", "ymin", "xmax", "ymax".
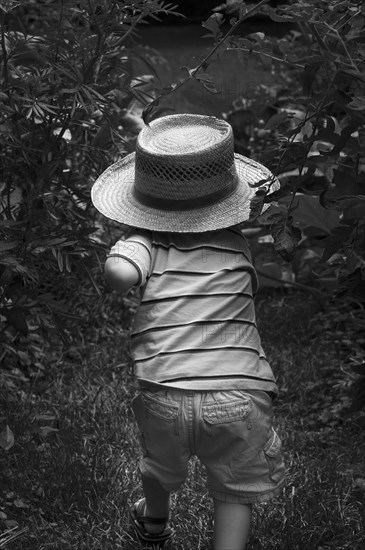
[{"xmin": 107, "ymin": 231, "xmax": 152, "ymax": 286}]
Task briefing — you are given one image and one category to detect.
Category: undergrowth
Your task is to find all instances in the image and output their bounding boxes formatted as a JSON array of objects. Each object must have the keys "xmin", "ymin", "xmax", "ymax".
[{"xmin": 0, "ymin": 291, "xmax": 364, "ymax": 549}]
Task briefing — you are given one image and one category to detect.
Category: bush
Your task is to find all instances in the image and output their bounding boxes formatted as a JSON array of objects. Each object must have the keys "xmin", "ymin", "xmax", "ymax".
[
  {"xmin": 0, "ymin": 0, "xmax": 180, "ymax": 370},
  {"xmin": 144, "ymin": 0, "xmax": 365, "ymax": 302}
]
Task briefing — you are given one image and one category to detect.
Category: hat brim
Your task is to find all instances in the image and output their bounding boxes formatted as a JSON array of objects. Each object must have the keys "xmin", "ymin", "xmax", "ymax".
[{"xmin": 91, "ymin": 153, "xmax": 279, "ymax": 232}]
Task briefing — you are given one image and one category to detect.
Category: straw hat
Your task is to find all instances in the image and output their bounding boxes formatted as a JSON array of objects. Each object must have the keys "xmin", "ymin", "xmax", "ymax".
[{"xmin": 91, "ymin": 114, "xmax": 279, "ymax": 232}]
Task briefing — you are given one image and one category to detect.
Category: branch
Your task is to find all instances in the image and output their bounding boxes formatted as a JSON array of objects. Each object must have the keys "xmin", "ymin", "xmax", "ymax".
[
  {"xmin": 143, "ymin": 0, "xmax": 270, "ymax": 121},
  {"xmin": 112, "ymin": 12, "xmax": 145, "ymax": 48},
  {"xmin": 226, "ymin": 46, "xmax": 305, "ymax": 69},
  {"xmin": 255, "ymin": 268, "xmax": 327, "ymax": 308},
  {"xmin": 0, "ymin": 10, "xmax": 8, "ymax": 82},
  {"xmin": 323, "ymin": 21, "xmax": 362, "ymax": 78},
  {"xmin": 190, "ymin": 0, "xmax": 270, "ymax": 77}
]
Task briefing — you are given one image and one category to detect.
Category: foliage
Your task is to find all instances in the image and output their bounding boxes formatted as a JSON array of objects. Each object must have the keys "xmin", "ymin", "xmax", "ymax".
[
  {"xmin": 0, "ymin": 0, "xmax": 180, "ymax": 368},
  {"xmin": 144, "ymin": 0, "xmax": 365, "ymax": 302}
]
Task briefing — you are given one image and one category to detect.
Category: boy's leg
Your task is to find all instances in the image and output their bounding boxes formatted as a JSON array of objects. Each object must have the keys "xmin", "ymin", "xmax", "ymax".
[
  {"xmin": 213, "ymin": 499, "xmax": 252, "ymax": 550},
  {"xmin": 141, "ymin": 473, "xmax": 171, "ymax": 534}
]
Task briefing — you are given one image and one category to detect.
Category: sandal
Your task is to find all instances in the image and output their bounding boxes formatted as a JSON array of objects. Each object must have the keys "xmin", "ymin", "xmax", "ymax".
[{"xmin": 129, "ymin": 498, "xmax": 174, "ymax": 544}]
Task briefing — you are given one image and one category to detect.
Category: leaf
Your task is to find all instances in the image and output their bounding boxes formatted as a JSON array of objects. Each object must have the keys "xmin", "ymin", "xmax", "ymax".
[
  {"xmin": 337, "ymin": 267, "xmax": 365, "ymax": 301},
  {"xmin": 0, "ymin": 426, "xmax": 15, "ymax": 451},
  {"xmin": 248, "ymin": 176, "xmax": 275, "ymax": 189},
  {"xmin": 348, "ymin": 97, "xmax": 365, "ymax": 111},
  {"xmin": 341, "ymin": 197, "xmax": 365, "ymax": 220},
  {"xmin": 346, "ymin": 31, "xmax": 365, "ymax": 43},
  {"xmin": 278, "ymin": 39, "xmax": 291, "ymax": 54},
  {"xmin": 0, "ymin": 240, "xmax": 20, "ymax": 253},
  {"xmin": 317, "ymin": 123, "xmax": 359, "ymax": 157},
  {"xmin": 271, "ymin": 220, "xmax": 302, "ymax": 262},
  {"xmin": 142, "ymin": 98, "xmax": 161, "ymax": 125},
  {"xmin": 35, "ymin": 426, "xmax": 59, "ymax": 438},
  {"xmin": 249, "ymin": 190, "xmax": 266, "ymax": 221},
  {"xmin": 0, "ymin": 1, "xmax": 22, "ymax": 12},
  {"xmin": 51, "ymin": 312, "xmax": 71, "ymax": 345},
  {"xmin": 300, "ymin": 55, "xmax": 327, "ymax": 64},
  {"xmin": 57, "ymin": 251, "xmax": 64, "ymax": 272},
  {"xmin": 13, "ymin": 498, "xmax": 28, "ymax": 508},
  {"xmin": 196, "ymin": 75, "xmax": 219, "ymax": 94},
  {"xmin": 202, "ymin": 14, "xmax": 224, "ymax": 39},
  {"xmin": 320, "ymin": 223, "xmax": 355, "ymax": 263},
  {"xmin": 268, "ymin": 7, "xmax": 294, "ymax": 22},
  {"xmin": 36, "ymin": 102, "xmax": 58, "ymax": 115},
  {"xmin": 247, "ymin": 32, "xmax": 265, "ymax": 42},
  {"xmin": 4, "ymin": 307, "xmax": 28, "ymax": 335},
  {"xmin": 264, "ymin": 111, "xmax": 288, "ymax": 130},
  {"xmin": 354, "ymin": 478, "xmax": 365, "ymax": 489},
  {"xmin": 349, "ymin": 362, "xmax": 365, "ymax": 376}
]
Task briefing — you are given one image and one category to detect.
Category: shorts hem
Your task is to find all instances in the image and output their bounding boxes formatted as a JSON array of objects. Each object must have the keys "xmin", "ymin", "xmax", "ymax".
[{"xmin": 210, "ymin": 478, "xmax": 287, "ymax": 505}]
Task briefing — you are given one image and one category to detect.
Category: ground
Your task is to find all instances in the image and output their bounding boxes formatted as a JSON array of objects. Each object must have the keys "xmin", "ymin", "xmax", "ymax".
[{"xmin": 1, "ymin": 290, "xmax": 364, "ymax": 549}]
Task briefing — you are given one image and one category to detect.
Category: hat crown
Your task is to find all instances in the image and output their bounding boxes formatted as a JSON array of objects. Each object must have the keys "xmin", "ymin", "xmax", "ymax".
[
  {"xmin": 134, "ymin": 114, "xmax": 238, "ymax": 207},
  {"xmin": 138, "ymin": 115, "xmax": 229, "ymax": 155}
]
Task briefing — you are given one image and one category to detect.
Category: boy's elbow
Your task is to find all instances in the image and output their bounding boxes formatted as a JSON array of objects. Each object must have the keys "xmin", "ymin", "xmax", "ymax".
[{"xmin": 104, "ymin": 258, "xmax": 139, "ymax": 293}]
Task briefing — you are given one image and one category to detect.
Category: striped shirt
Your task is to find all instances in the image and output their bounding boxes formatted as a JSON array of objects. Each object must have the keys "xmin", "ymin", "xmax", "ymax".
[{"xmin": 108, "ymin": 229, "xmax": 278, "ymax": 395}]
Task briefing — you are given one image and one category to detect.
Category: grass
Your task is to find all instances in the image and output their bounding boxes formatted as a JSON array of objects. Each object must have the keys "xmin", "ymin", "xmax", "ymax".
[{"xmin": 1, "ymin": 290, "xmax": 365, "ymax": 549}]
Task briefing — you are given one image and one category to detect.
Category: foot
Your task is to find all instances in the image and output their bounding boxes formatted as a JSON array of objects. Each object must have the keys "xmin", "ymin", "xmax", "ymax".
[{"xmin": 130, "ymin": 498, "xmax": 174, "ymax": 543}]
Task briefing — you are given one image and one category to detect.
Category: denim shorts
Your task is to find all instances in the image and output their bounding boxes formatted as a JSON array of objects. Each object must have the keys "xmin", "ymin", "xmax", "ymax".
[{"xmin": 131, "ymin": 387, "xmax": 286, "ymax": 504}]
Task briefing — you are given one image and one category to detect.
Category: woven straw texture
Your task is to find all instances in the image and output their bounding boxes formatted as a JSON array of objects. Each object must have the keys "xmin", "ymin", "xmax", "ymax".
[{"xmin": 91, "ymin": 114, "xmax": 279, "ymax": 232}]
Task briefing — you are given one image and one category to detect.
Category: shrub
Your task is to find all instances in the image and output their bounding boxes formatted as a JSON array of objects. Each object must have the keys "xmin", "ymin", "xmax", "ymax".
[
  {"xmin": 144, "ymin": 0, "xmax": 365, "ymax": 302},
  {"xmin": 0, "ymin": 0, "xmax": 180, "ymax": 370}
]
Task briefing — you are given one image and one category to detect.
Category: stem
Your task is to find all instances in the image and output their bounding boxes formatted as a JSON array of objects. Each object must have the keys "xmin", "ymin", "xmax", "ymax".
[
  {"xmin": 334, "ymin": 9, "xmax": 361, "ymax": 33},
  {"xmin": 144, "ymin": 0, "xmax": 270, "ymax": 118},
  {"xmin": 323, "ymin": 22, "xmax": 362, "ymax": 77},
  {"xmin": 190, "ymin": 0, "xmax": 270, "ymax": 77},
  {"xmin": 110, "ymin": 11, "xmax": 145, "ymax": 49},
  {"xmin": 255, "ymin": 268, "xmax": 327, "ymax": 308},
  {"xmin": 226, "ymin": 46, "xmax": 305, "ymax": 68},
  {"xmin": 310, "ymin": 22, "xmax": 332, "ymax": 53},
  {"xmin": 0, "ymin": 9, "xmax": 8, "ymax": 82}
]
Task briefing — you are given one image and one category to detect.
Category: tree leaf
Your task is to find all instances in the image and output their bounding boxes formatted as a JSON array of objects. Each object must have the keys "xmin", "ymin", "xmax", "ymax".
[
  {"xmin": 249, "ymin": 190, "xmax": 266, "ymax": 221},
  {"xmin": 272, "ymin": 220, "xmax": 302, "ymax": 262},
  {"xmin": 264, "ymin": 111, "xmax": 288, "ymax": 130},
  {"xmin": 142, "ymin": 98, "xmax": 161, "ymax": 125},
  {"xmin": 345, "ymin": 31, "xmax": 365, "ymax": 43},
  {"xmin": 347, "ymin": 97, "xmax": 365, "ymax": 111},
  {"xmin": 4, "ymin": 307, "xmax": 28, "ymax": 336},
  {"xmin": 268, "ymin": 7, "xmax": 294, "ymax": 22},
  {"xmin": 320, "ymin": 223, "xmax": 355, "ymax": 263},
  {"xmin": 196, "ymin": 75, "xmax": 219, "ymax": 94},
  {"xmin": 0, "ymin": 426, "xmax": 15, "ymax": 451},
  {"xmin": 202, "ymin": 14, "xmax": 224, "ymax": 39},
  {"xmin": 0, "ymin": 1, "xmax": 22, "ymax": 13},
  {"xmin": 349, "ymin": 362, "xmax": 365, "ymax": 375},
  {"xmin": 0, "ymin": 240, "xmax": 20, "ymax": 253}
]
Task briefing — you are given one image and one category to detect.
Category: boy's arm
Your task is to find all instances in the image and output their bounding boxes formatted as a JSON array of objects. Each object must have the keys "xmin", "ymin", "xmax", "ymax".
[
  {"xmin": 104, "ymin": 231, "xmax": 152, "ymax": 293},
  {"xmin": 105, "ymin": 257, "xmax": 140, "ymax": 293}
]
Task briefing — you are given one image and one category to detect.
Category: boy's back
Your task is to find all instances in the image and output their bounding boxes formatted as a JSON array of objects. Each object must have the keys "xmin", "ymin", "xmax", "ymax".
[{"xmin": 118, "ymin": 229, "xmax": 278, "ymax": 394}]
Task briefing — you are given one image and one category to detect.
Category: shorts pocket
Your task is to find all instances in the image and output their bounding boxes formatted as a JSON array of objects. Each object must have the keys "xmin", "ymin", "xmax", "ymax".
[
  {"xmin": 141, "ymin": 391, "xmax": 180, "ymax": 423},
  {"xmin": 203, "ymin": 400, "xmax": 251, "ymax": 425},
  {"xmin": 202, "ymin": 394, "xmax": 252, "ymax": 436},
  {"xmin": 263, "ymin": 430, "xmax": 286, "ymax": 483}
]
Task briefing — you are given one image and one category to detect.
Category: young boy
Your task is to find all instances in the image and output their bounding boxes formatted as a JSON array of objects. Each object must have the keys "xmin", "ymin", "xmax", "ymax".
[{"xmin": 92, "ymin": 114, "xmax": 286, "ymax": 550}]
